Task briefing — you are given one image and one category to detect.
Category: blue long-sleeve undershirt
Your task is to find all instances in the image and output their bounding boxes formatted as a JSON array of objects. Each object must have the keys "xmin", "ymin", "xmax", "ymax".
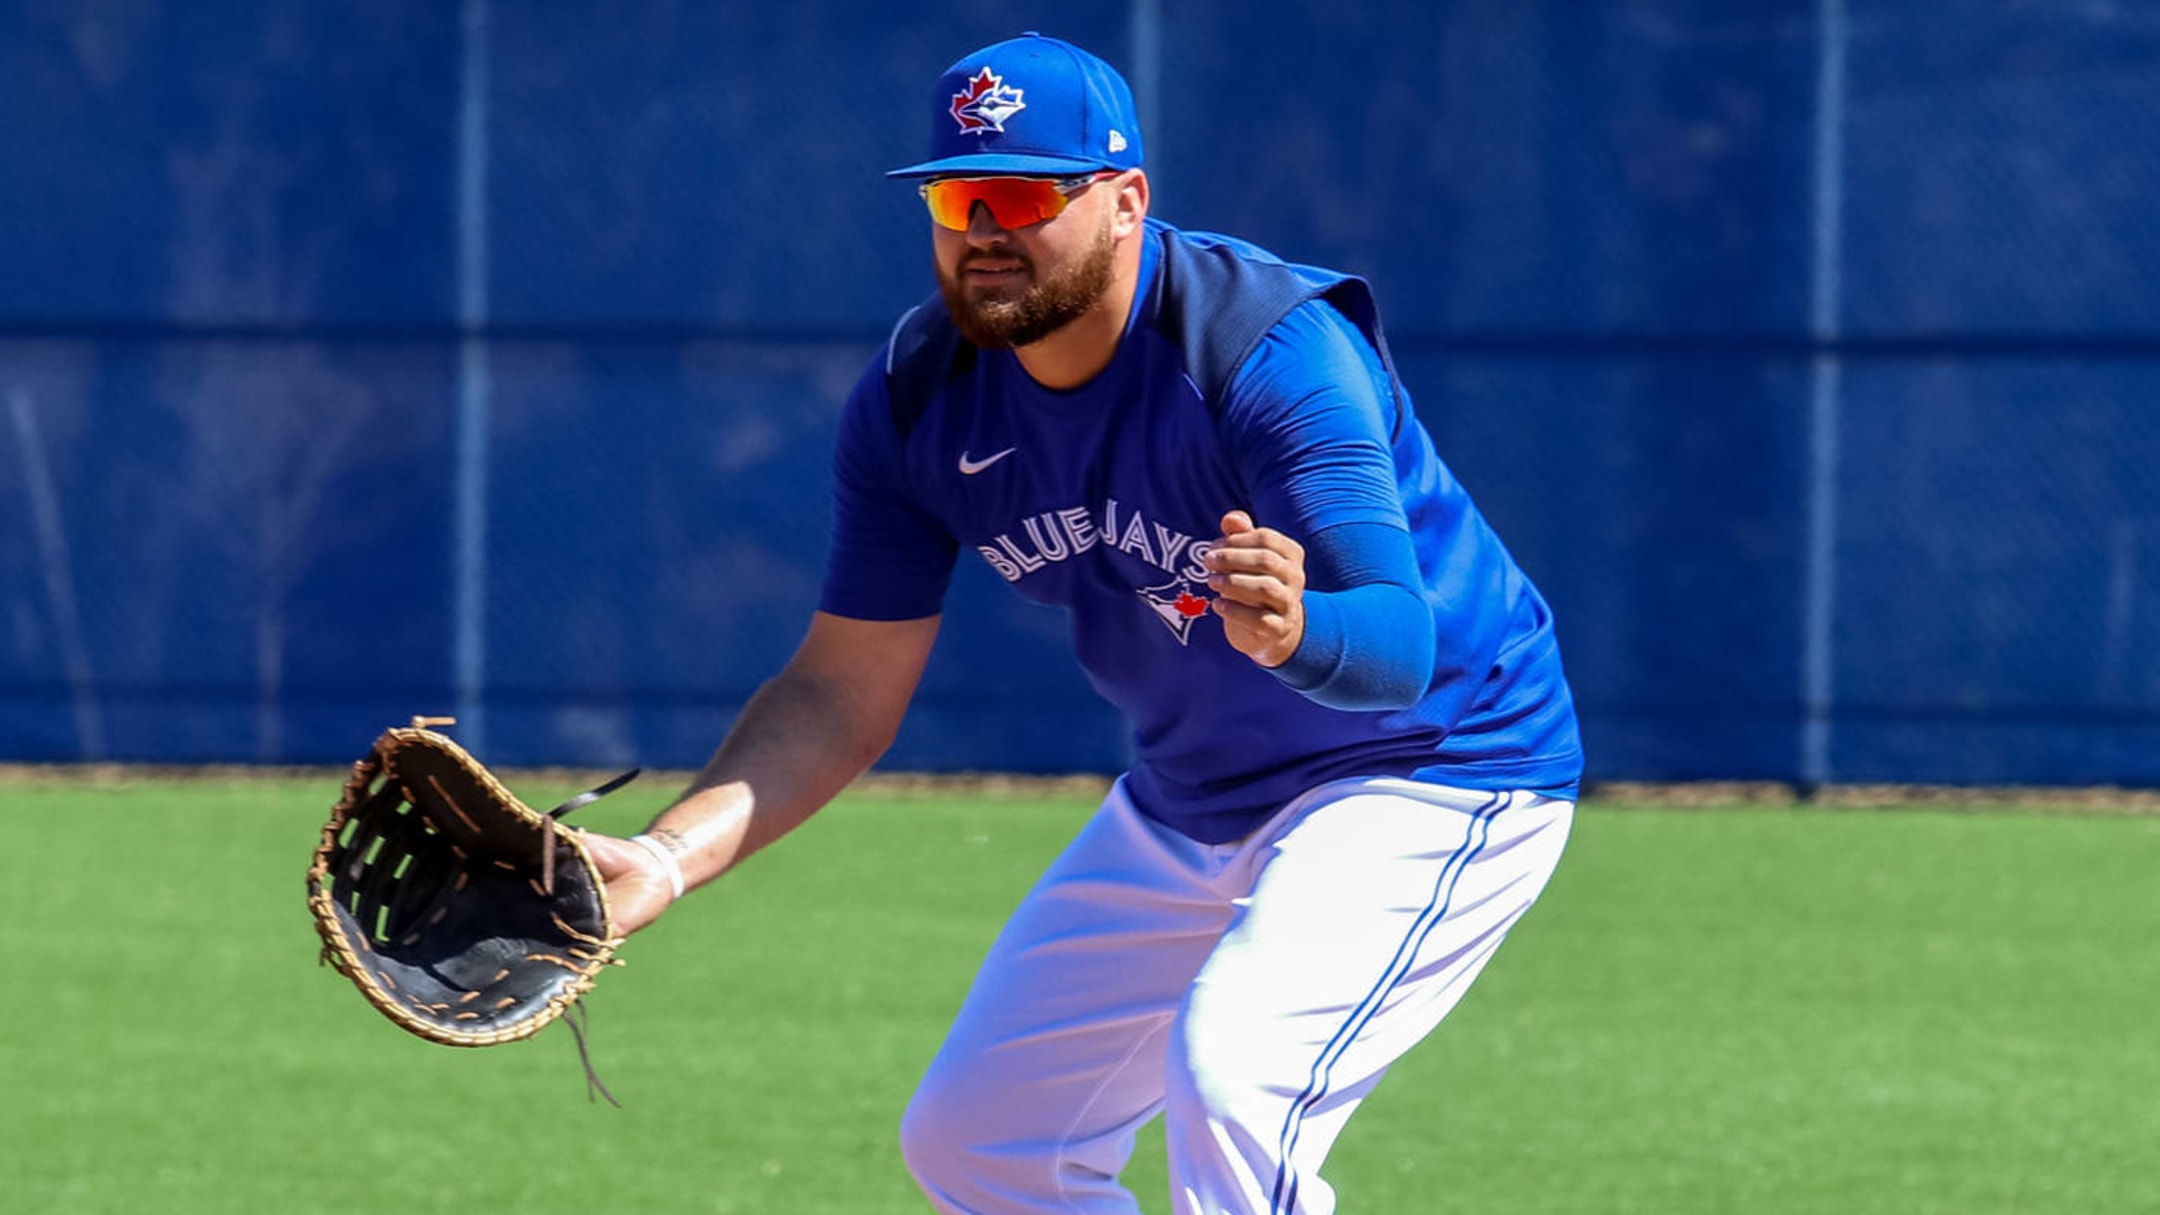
[{"xmin": 1267, "ymin": 519, "xmax": 1434, "ymax": 711}]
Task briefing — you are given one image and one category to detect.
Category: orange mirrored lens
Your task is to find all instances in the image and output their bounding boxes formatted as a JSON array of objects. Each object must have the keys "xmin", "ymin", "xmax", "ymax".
[{"xmin": 921, "ymin": 177, "xmax": 1076, "ymax": 231}]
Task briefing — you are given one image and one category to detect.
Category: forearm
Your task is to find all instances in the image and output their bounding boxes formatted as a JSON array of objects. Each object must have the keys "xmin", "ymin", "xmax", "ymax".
[
  {"xmin": 641, "ymin": 665, "xmax": 897, "ymax": 892},
  {"xmin": 1269, "ymin": 520, "xmax": 1434, "ymax": 711},
  {"xmin": 1272, "ymin": 580, "xmax": 1434, "ymax": 710}
]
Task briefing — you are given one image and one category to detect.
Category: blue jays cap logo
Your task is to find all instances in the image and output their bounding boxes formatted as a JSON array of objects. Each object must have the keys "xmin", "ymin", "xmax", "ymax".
[{"xmin": 950, "ymin": 67, "xmax": 1026, "ymax": 135}]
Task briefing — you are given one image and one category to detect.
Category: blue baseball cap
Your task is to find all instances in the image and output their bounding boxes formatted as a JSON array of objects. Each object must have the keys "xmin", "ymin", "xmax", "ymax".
[{"xmin": 886, "ymin": 32, "xmax": 1145, "ymax": 179}]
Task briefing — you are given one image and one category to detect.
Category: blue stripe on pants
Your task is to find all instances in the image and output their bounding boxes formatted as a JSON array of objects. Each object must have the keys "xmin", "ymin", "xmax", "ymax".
[{"xmin": 1266, "ymin": 790, "xmax": 1511, "ymax": 1214}]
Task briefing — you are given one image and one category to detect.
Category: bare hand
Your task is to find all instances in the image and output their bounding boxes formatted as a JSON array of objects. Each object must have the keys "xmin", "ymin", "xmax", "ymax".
[
  {"xmin": 1204, "ymin": 510, "xmax": 1306, "ymax": 668},
  {"xmin": 582, "ymin": 831, "xmax": 678, "ymax": 937}
]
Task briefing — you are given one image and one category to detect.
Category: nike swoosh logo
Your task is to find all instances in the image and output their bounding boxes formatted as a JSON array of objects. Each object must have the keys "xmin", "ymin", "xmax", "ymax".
[{"xmin": 957, "ymin": 447, "xmax": 1017, "ymax": 475}]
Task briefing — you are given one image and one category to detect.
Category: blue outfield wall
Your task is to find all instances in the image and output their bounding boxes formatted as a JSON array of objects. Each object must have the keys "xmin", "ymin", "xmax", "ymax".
[{"xmin": 1, "ymin": 1, "xmax": 2156, "ymax": 785}]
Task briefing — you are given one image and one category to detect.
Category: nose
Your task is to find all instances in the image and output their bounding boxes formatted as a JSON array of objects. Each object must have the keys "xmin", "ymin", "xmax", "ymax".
[{"xmin": 964, "ymin": 200, "xmax": 1010, "ymax": 245}]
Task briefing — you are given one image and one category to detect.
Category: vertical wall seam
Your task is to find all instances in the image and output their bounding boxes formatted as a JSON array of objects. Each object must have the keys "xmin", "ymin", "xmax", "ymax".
[
  {"xmin": 1130, "ymin": 0, "xmax": 1163, "ymax": 194},
  {"xmin": 1802, "ymin": 0, "xmax": 1848, "ymax": 787},
  {"xmin": 455, "ymin": 0, "xmax": 492, "ymax": 751}
]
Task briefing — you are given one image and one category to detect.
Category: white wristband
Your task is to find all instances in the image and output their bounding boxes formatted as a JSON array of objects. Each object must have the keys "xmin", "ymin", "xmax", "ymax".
[{"xmin": 627, "ymin": 833, "xmax": 688, "ymax": 900}]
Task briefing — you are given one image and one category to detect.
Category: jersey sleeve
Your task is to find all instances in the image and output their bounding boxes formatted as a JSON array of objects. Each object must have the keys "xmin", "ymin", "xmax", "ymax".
[{"xmin": 816, "ymin": 355, "xmax": 959, "ymax": 621}]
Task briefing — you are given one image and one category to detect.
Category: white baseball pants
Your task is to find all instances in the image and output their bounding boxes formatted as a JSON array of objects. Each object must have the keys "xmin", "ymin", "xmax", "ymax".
[{"xmin": 900, "ymin": 776, "xmax": 1574, "ymax": 1215}]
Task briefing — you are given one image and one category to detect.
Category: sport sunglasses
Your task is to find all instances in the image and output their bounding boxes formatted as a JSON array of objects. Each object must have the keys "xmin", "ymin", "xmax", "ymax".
[{"xmin": 918, "ymin": 171, "xmax": 1116, "ymax": 232}]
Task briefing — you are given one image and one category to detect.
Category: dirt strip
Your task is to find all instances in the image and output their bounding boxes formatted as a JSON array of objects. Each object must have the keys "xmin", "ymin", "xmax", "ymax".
[{"xmin": 1, "ymin": 763, "xmax": 2155, "ymax": 813}]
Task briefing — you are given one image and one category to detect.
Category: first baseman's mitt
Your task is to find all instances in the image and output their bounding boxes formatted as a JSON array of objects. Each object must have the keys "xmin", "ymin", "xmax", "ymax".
[{"xmin": 306, "ymin": 718, "xmax": 638, "ymax": 1099}]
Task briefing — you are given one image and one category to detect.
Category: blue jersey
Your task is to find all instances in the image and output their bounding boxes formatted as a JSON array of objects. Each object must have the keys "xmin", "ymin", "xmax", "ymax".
[{"xmin": 822, "ymin": 220, "xmax": 1581, "ymax": 842}]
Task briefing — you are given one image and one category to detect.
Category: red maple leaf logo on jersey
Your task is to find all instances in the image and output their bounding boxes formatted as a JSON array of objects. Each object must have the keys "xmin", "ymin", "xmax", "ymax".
[
  {"xmin": 1173, "ymin": 592, "xmax": 1210, "ymax": 619},
  {"xmin": 950, "ymin": 67, "xmax": 1026, "ymax": 134}
]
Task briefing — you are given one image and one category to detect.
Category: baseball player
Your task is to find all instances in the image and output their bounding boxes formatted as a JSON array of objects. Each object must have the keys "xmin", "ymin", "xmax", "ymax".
[{"xmin": 585, "ymin": 32, "xmax": 1583, "ymax": 1215}]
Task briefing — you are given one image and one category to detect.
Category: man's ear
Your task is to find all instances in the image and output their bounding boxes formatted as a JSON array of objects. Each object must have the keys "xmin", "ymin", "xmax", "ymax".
[{"xmin": 1113, "ymin": 170, "xmax": 1151, "ymax": 238}]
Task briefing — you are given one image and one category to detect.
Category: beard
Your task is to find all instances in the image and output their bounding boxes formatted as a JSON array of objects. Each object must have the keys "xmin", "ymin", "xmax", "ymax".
[{"xmin": 936, "ymin": 215, "xmax": 1117, "ymax": 350}]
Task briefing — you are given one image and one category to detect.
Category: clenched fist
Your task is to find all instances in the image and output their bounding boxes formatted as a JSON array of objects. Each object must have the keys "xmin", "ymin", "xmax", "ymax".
[{"xmin": 1203, "ymin": 510, "xmax": 1306, "ymax": 668}]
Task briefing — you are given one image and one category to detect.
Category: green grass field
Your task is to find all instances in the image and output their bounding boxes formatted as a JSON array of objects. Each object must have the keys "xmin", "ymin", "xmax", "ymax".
[{"xmin": 2, "ymin": 776, "xmax": 2155, "ymax": 1214}]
